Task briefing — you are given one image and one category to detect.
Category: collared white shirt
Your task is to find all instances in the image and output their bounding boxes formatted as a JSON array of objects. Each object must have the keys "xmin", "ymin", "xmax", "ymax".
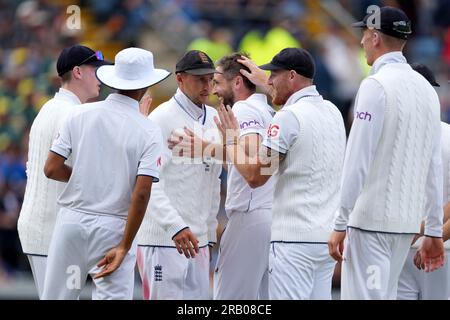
[
  {"xmin": 263, "ymin": 85, "xmax": 322, "ymax": 153},
  {"xmin": 173, "ymin": 88, "xmax": 206, "ymax": 123},
  {"xmin": 55, "ymin": 87, "xmax": 82, "ymax": 105},
  {"xmin": 225, "ymin": 93, "xmax": 275, "ymax": 214},
  {"xmin": 334, "ymin": 52, "xmax": 443, "ymax": 237},
  {"xmin": 51, "ymin": 93, "xmax": 163, "ymax": 217}
]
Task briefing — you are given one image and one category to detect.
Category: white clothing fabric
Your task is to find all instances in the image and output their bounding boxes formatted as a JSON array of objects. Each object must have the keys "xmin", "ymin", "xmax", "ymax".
[
  {"xmin": 51, "ymin": 93, "xmax": 162, "ymax": 217},
  {"xmin": 341, "ymin": 227, "xmax": 414, "ymax": 300},
  {"xmin": 27, "ymin": 255, "xmax": 47, "ymax": 298},
  {"xmin": 42, "ymin": 208, "xmax": 137, "ymax": 300},
  {"xmin": 334, "ymin": 52, "xmax": 443, "ymax": 237},
  {"xmin": 397, "ymin": 248, "xmax": 450, "ymax": 300},
  {"xmin": 225, "ymin": 93, "xmax": 275, "ymax": 214},
  {"xmin": 136, "ymin": 246, "xmax": 210, "ymax": 300},
  {"xmin": 268, "ymin": 242, "xmax": 336, "ymax": 300},
  {"xmin": 136, "ymin": 89, "xmax": 221, "ymax": 247},
  {"xmin": 213, "ymin": 208, "xmax": 271, "ymax": 300},
  {"xmin": 18, "ymin": 88, "xmax": 80, "ymax": 255},
  {"xmin": 264, "ymin": 86, "xmax": 346, "ymax": 242}
]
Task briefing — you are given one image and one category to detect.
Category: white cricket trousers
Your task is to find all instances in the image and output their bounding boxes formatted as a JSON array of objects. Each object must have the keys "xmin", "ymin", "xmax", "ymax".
[
  {"xmin": 397, "ymin": 248, "xmax": 450, "ymax": 300},
  {"xmin": 27, "ymin": 255, "xmax": 47, "ymax": 298},
  {"xmin": 41, "ymin": 208, "xmax": 137, "ymax": 300},
  {"xmin": 213, "ymin": 208, "xmax": 271, "ymax": 300},
  {"xmin": 269, "ymin": 242, "xmax": 336, "ymax": 300},
  {"xmin": 341, "ymin": 227, "xmax": 414, "ymax": 300},
  {"xmin": 137, "ymin": 246, "xmax": 210, "ymax": 300}
]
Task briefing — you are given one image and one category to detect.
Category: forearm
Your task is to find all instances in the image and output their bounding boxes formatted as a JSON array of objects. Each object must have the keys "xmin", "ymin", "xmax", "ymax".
[
  {"xmin": 225, "ymin": 143, "xmax": 262, "ymax": 187},
  {"xmin": 119, "ymin": 190, "xmax": 151, "ymax": 251},
  {"xmin": 44, "ymin": 164, "xmax": 72, "ymax": 182},
  {"xmin": 442, "ymin": 203, "xmax": 450, "ymax": 242}
]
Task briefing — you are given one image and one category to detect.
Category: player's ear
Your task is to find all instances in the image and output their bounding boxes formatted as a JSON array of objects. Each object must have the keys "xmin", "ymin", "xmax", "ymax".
[
  {"xmin": 176, "ymin": 72, "xmax": 183, "ymax": 84},
  {"xmin": 72, "ymin": 66, "xmax": 82, "ymax": 80},
  {"xmin": 289, "ymin": 70, "xmax": 297, "ymax": 80},
  {"xmin": 235, "ymin": 75, "xmax": 242, "ymax": 89}
]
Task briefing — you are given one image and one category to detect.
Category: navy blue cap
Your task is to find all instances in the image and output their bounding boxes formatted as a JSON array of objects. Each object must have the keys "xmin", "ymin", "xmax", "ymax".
[
  {"xmin": 56, "ymin": 45, "xmax": 111, "ymax": 77},
  {"xmin": 352, "ymin": 6, "xmax": 412, "ymax": 40},
  {"xmin": 259, "ymin": 48, "xmax": 315, "ymax": 79},
  {"xmin": 410, "ymin": 63, "xmax": 440, "ymax": 87}
]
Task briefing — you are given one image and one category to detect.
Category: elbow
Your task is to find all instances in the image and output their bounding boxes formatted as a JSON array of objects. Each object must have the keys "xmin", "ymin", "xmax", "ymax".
[
  {"xmin": 135, "ymin": 189, "xmax": 151, "ymax": 205},
  {"xmin": 44, "ymin": 163, "xmax": 54, "ymax": 179}
]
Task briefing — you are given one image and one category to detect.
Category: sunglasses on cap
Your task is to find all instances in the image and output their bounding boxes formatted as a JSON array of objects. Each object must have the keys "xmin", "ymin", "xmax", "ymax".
[{"xmin": 78, "ymin": 51, "xmax": 104, "ymax": 66}]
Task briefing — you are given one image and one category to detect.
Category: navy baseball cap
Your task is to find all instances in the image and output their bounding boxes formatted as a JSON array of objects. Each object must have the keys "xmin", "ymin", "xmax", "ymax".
[
  {"xmin": 352, "ymin": 6, "xmax": 412, "ymax": 40},
  {"xmin": 175, "ymin": 50, "xmax": 218, "ymax": 75},
  {"xmin": 410, "ymin": 63, "xmax": 440, "ymax": 87},
  {"xmin": 259, "ymin": 48, "xmax": 315, "ymax": 79},
  {"xmin": 56, "ymin": 45, "xmax": 111, "ymax": 77}
]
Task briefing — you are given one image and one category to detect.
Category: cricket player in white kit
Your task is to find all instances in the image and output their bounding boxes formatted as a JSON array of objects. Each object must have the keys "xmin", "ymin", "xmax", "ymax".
[
  {"xmin": 215, "ymin": 48, "xmax": 346, "ymax": 299},
  {"xmin": 41, "ymin": 48, "xmax": 168, "ymax": 299},
  {"xmin": 397, "ymin": 63, "xmax": 450, "ymax": 300},
  {"xmin": 171, "ymin": 53, "xmax": 275, "ymax": 299},
  {"xmin": 136, "ymin": 50, "xmax": 221, "ymax": 300},
  {"xmin": 328, "ymin": 7, "xmax": 445, "ymax": 300},
  {"xmin": 17, "ymin": 45, "xmax": 109, "ymax": 298}
]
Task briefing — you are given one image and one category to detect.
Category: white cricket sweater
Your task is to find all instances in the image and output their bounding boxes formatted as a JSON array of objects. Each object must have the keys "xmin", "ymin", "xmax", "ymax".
[
  {"xmin": 414, "ymin": 122, "xmax": 450, "ymax": 249},
  {"xmin": 442, "ymin": 122, "xmax": 450, "ymax": 205},
  {"xmin": 348, "ymin": 63, "xmax": 442, "ymax": 234},
  {"xmin": 137, "ymin": 90, "xmax": 222, "ymax": 247},
  {"xmin": 271, "ymin": 97, "xmax": 346, "ymax": 243},
  {"xmin": 17, "ymin": 88, "xmax": 80, "ymax": 256}
]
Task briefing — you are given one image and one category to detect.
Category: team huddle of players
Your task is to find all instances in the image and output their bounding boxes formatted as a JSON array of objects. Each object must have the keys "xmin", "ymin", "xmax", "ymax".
[{"xmin": 17, "ymin": 6, "xmax": 450, "ymax": 300}]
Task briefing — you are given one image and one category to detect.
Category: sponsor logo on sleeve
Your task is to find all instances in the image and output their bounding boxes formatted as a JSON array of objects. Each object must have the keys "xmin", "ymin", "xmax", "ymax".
[
  {"xmin": 267, "ymin": 124, "xmax": 280, "ymax": 137},
  {"xmin": 240, "ymin": 119, "xmax": 262, "ymax": 130},
  {"xmin": 355, "ymin": 111, "xmax": 372, "ymax": 122}
]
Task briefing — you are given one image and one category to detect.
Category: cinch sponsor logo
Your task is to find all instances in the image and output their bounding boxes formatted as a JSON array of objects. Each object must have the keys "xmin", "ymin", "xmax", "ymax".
[
  {"xmin": 240, "ymin": 119, "xmax": 261, "ymax": 129},
  {"xmin": 356, "ymin": 111, "xmax": 372, "ymax": 122}
]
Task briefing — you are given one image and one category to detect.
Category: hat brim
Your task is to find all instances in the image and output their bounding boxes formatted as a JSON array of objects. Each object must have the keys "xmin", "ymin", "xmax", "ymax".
[
  {"xmin": 351, "ymin": 21, "xmax": 366, "ymax": 28},
  {"xmin": 432, "ymin": 81, "xmax": 441, "ymax": 87},
  {"xmin": 259, "ymin": 63, "xmax": 285, "ymax": 71},
  {"xmin": 96, "ymin": 65, "xmax": 171, "ymax": 90},
  {"xmin": 182, "ymin": 68, "xmax": 219, "ymax": 75}
]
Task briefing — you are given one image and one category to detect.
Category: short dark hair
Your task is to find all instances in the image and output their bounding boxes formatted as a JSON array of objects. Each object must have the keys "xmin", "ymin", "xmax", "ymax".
[
  {"xmin": 216, "ymin": 53, "xmax": 256, "ymax": 92},
  {"xmin": 60, "ymin": 70, "xmax": 72, "ymax": 83}
]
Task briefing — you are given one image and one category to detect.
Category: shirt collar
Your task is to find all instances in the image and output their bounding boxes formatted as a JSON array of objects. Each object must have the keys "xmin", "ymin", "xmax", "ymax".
[
  {"xmin": 370, "ymin": 51, "xmax": 407, "ymax": 75},
  {"xmin": 174, "ymin": 88, "xmax": 205, "ymax": 121},
  {"xmin": 284, "ymin": 85, "xmax": 321, "ymax": 107},
  {"xmin": 54, "ymin": 88, "xmax": 82, "ymax": 105},
  {"xmin": 246, "ymin": 93, "xmax": 276, "ymax": 116},
  {"xmin": 106, "ymin": 93, "xmax": 140, "ymax": 110}
]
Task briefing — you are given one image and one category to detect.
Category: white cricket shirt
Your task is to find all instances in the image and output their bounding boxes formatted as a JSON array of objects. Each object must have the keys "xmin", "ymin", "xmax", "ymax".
[{"xmin": 51, "ymin": 93, "xmax": 162, "ymax": 217}]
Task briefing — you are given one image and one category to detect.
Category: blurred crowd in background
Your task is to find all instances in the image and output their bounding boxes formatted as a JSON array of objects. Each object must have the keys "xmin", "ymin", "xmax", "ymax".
[{"xmin": 0, "ymin": 0, "xmax": 449, "ymax": 282}]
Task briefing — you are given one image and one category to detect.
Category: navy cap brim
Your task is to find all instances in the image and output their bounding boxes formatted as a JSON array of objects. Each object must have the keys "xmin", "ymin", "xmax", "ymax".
[
  {"xmin": 351, "ymin": 21, "xmax": 366, "ymax": 28},
  {"xmin": 259, "ymin": 63, "xmax": 285, "ymax": 71},
  {"xmin": 85, "ymin": 59, "xmax": 113, "ymax": 68},
  {"xmin": 183, "ymin": 68, "xmax": 219, "ymax": 75}
]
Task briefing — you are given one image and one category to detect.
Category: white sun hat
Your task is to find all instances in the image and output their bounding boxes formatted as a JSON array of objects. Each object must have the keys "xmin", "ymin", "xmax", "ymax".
[{"xmin": 96, "ymin": 47, "xmax": 171, "ymax": 90}]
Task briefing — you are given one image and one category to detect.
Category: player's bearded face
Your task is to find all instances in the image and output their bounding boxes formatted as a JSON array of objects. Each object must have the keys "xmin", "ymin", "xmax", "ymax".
[
  {"xmin": 269, "ymin": 71, "xmax": 289, "ymax": 106},
  {"xmin": 213, "ymin": 73, "xmax": 235, "ymax": 107}
]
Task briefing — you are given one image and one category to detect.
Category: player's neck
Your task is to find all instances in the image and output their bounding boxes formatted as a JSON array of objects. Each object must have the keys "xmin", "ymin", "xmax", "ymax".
[{"xmin": 61, "ymin": 83, "xmax": 86, "ymax": 103}]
